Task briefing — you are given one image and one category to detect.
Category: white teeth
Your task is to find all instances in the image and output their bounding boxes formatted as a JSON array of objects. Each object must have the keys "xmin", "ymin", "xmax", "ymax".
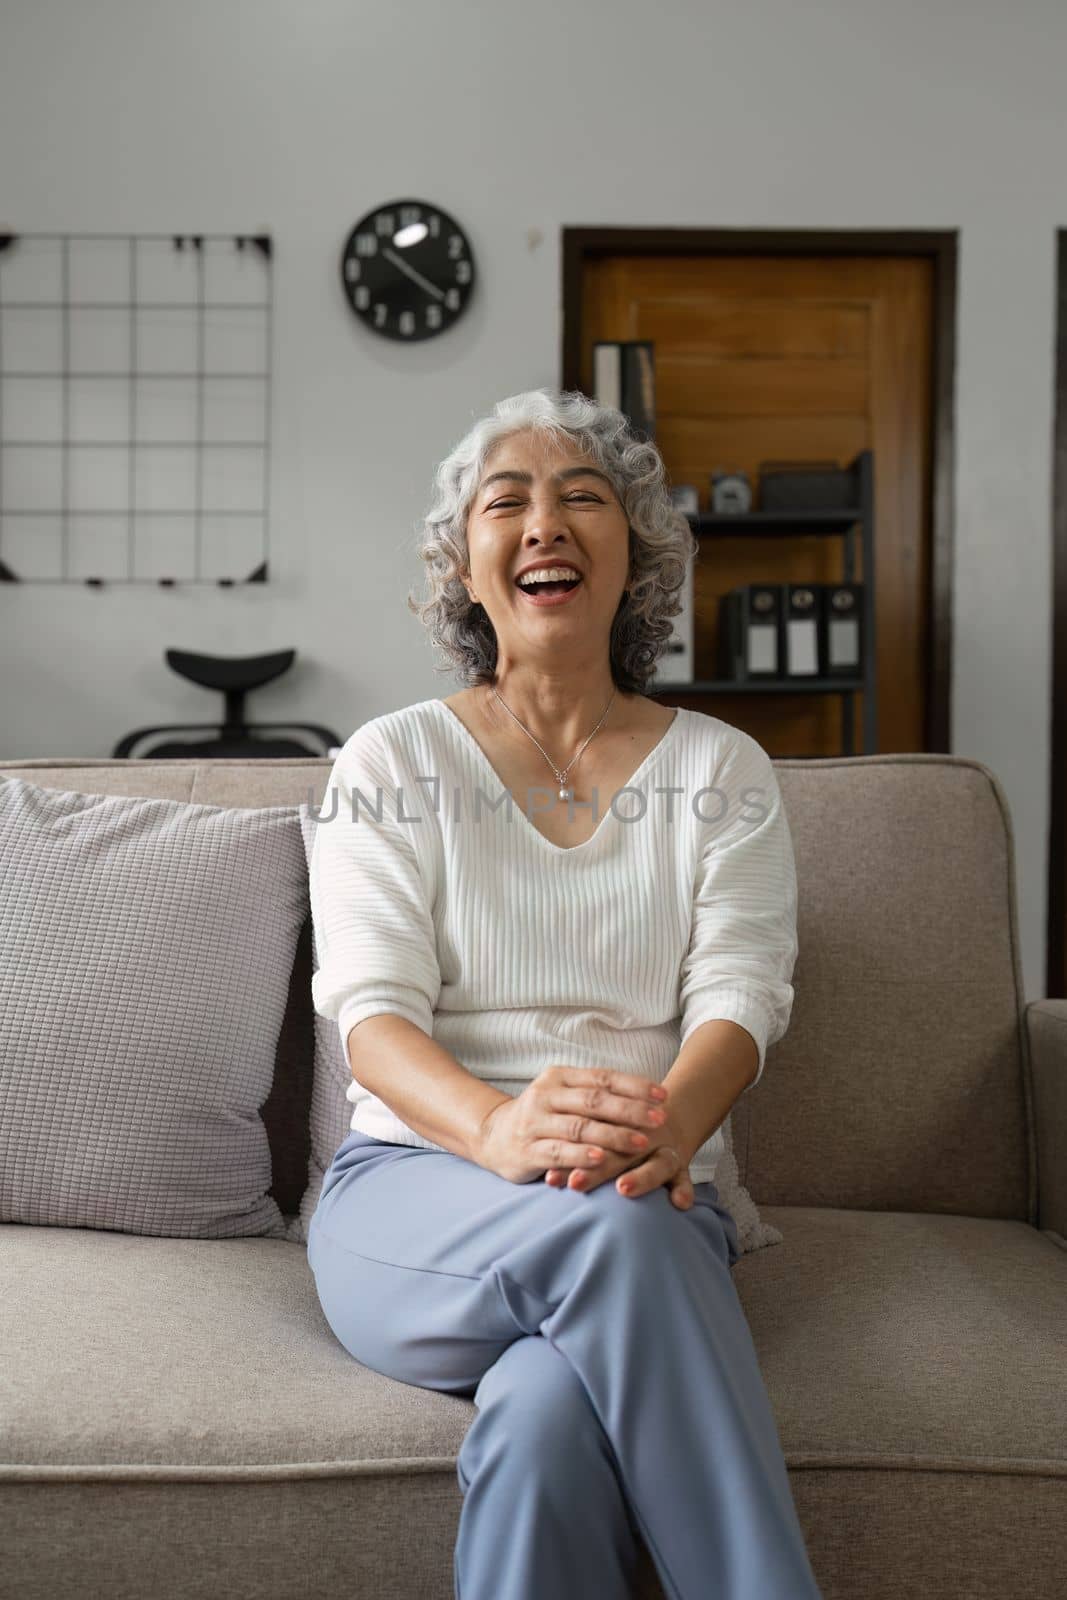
[{"xmin": 517, "ymin": 567, "xmax": 582, "ymax": 587}]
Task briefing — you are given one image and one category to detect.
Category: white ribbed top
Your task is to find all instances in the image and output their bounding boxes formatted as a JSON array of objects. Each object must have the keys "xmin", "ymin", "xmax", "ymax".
[{"xmin": 309, "ymin": 698, "xmax": 798, "ymax": 1183}]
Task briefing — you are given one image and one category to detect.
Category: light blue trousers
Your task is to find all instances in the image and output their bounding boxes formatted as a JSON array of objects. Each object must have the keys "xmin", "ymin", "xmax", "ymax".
[{"xmin": 307, "ymin": 1130, "xmax": 823, "ymax": 1600}]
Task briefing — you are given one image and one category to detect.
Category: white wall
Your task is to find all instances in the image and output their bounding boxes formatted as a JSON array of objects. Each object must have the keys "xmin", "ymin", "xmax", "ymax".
[{"xmin": 0, "ymin": 0, "xmax": 1061, "ymax": 1000}]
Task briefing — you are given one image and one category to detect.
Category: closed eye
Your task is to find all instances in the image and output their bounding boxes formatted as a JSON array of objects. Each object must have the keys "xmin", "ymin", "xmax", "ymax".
[{"xmin": 487, "ymin": 493, "xmax": 600, "ymax": 509}]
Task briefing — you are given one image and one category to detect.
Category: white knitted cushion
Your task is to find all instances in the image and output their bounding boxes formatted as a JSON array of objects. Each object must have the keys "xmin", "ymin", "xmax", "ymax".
[
  {"xmin": 294, "ymin": 805, "xmax": 780, "ymax": 1255},
  {"xmin": 0, "ymin": 776, "xmax": 308, "ymax": 1238}
]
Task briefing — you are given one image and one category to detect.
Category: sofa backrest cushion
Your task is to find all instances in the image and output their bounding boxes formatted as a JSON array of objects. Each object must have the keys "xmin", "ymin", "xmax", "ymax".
[{"xmin": 730, "ymin": 755, "xmax": 1032, "ymax": 1221}]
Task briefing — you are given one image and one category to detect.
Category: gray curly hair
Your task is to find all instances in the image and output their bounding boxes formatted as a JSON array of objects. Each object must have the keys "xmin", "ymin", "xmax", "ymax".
[{"xmin": 405, "ymin": 387, "xmax": 698, "ymax": 694}]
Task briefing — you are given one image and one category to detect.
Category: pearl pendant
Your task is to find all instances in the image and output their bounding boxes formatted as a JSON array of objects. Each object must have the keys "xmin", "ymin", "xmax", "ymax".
[{"xmin": 559, "ymin": 787, "xmax": 572, "ymax": 803}]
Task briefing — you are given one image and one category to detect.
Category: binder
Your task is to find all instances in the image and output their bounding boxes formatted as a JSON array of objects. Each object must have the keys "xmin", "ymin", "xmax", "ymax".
[
  {"xmin": 591, "ymin": 340, "xmax": 656, "ymax": 443},
  {"xmin": 592, "ymin": 342, "xmax": 622, "ymax": 410},
  {"xmin": 719, "ymin": 584, "xmax": 859, "ymax": 682},
  {"xmin": 650, "ymin": 541, "xmax": 695, "ymax": 686},
  {"xmin": 782, "ymin": 584, "xmax": 821, "ymax": 678},
  {"xmin": 819, "ymin": 582, "xmax": 864, "ymax": 677},
  {"xmin": 622, "ymin": 341, "xmax": 655, "ymax": 444},
  {"xmin": 716, "ymin": 585, "xmax": 782, "ymax": 681}
]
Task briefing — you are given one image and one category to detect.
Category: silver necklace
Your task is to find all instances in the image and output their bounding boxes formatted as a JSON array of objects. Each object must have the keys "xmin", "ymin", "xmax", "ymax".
[{"xmin": 489, "ymin": 685, "xmax": 617, "ymax": 803}]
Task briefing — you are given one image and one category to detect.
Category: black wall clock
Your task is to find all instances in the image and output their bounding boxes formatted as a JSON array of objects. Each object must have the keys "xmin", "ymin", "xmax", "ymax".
[{"xmin": 340, "ymin": 199, "xmax": 475, "ymax": 342}]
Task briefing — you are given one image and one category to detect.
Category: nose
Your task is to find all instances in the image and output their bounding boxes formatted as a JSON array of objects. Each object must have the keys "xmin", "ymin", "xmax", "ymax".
[{"xmin": 521, "ymin": 492, "xmax": 571, "ymax": 545}]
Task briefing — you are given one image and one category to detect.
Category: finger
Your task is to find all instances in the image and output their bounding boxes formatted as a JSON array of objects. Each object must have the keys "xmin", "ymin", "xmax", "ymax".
[
  {"xmin": 617, "ymin": 1147, "xmax": 687, "ymax": 1199},
  {"xmin": 566, "ymin": 1159, "xmax": 625, "ymax": 1194},
  {"xmin": 568, "ymin": 1139, "xmax": 652, "ymax": 1190},
  {"xmin": 540, "ymin": 1130, "xmax": 639, "ymax": 1175},
  {"xmin": 552, "ymin": 1072, "xmax": 669, "ymax": 1157},
  {"xmin": 547, "ymin": 1120, "xmax": 656, "ymax": 1169},
  {"xmin": 619, "ymin": 1149, "xmax": 667, "ymax": 1195},
  {"xmin": 559, "ymin": 1067, "xmax": 669, "ymax": 1110}
]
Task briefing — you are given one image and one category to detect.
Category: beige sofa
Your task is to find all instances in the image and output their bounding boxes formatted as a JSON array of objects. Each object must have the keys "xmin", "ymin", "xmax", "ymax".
[{"xmin": 2, "ymin": 751, "xmax": 1065, "ymax": 1600}]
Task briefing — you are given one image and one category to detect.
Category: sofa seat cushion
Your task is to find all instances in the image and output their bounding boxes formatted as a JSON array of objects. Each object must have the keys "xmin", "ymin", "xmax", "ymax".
[
  {"xmin": 0, "ymin": 1223, "xmax": 474, "ymax": 1474},
  {"xmin": 734, "ymin": 1206, "xmax": 1067, "ymax": 1471},
  {"xmin": 2, "ymin": 1210, "xmax": 1064, "ymax": 1600}
]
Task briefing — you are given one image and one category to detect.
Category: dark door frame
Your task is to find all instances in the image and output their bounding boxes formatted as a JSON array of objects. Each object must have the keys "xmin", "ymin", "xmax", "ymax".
[
  {"xmin": 1049, "ymin": 232, "xmax": 1067, "ymax": 999},
  {"xmin": 561, "ymin": 226, "xmax": 957, "ymax": 756}
]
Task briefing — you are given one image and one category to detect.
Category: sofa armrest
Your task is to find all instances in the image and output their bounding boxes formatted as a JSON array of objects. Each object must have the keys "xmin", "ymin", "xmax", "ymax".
[{"xmin": 1026, "ymin": 999, "xmax": 1067, "ymax": 1241}]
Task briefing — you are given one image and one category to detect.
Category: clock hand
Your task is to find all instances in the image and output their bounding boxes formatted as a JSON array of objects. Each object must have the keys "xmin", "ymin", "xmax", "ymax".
[{"xmin": 382, "ymin": 245, "xmax": 446, "ymax": 302}]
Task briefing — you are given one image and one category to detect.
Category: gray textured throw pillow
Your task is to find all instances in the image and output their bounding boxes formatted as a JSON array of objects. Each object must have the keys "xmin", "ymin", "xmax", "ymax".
[
  {"xmin": 295, "ymin": 805, "xmax": 781, "ymax": 1255},
  {"xmin": 0, "ymin": 776, "xmax": 308, "ymax": 1239}
]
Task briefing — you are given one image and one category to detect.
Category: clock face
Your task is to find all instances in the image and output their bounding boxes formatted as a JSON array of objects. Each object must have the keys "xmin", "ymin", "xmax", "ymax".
[{"xmin": 340, "ymin": 200, "xmax": 475, "ymax": 341}]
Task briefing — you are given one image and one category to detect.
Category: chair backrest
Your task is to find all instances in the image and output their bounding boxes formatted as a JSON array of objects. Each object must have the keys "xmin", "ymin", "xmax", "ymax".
[{"xmin": 0, "ymin": 751, "xmax": 1034, "ymax": 1221}]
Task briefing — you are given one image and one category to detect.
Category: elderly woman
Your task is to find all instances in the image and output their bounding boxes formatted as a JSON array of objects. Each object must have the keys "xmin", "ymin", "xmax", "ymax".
[{"xmin": 306, "ymin": 388, "xmax": 821, "ymax": 1600}]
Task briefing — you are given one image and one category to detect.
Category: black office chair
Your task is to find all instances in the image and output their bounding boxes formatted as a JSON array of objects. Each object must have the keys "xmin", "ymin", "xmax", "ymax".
[{"xmin": 111, "ymin": 649, "xmax": 342, "ymax": 758}]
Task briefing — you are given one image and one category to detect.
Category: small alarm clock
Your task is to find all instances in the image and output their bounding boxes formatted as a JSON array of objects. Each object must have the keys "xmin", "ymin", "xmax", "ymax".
[{"xmin": 710, "ymin": 470, "xmax": 753, "ymax": 514}]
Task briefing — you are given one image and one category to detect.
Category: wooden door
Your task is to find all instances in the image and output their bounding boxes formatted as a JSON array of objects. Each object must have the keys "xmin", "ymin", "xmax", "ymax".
[{"xmin": 578, "ymin": 254, "xmax": 935, "ymax": 756}]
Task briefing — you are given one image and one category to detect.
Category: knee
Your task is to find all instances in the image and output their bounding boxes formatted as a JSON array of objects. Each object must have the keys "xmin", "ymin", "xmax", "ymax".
[{"xmin": 594, "ymin": 1178, "xmax": 686, "ymax": 1255}]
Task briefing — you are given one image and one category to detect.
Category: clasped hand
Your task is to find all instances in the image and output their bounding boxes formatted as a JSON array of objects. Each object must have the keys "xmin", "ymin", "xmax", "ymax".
[
  {"xmin": 479, "ymin": 1066, "xmax": 695, "ymax": 1208},
  {"xmin": 544, "ymin": 1085, "xmax": 695, "ymax": 1209}
]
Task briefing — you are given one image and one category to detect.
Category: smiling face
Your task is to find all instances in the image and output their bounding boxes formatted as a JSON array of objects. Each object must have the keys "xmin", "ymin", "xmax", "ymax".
[{"xmin": 462, "ymin": 429, "xmax": 632, "ymax": 667}]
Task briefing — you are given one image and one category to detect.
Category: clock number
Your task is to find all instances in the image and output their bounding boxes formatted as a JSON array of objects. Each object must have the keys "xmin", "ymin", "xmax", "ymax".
[
  {"xmin": 344, "ymin": 259, "xmax": 361, "ymax": 283},
  {"xmin": 447, "ymin": 234, "xmax": 464, "ymax": 259},
  {"xmin": 374, "ymin": 303, "xmax": 387, "ymax": 326},
  {"xmin": 428, "ymin": 214, "xmax": 441, "ymax": 238},
  {"xmin": 399, "ymin": 206, "xmax": 421, "ymax": 226},
  {"xmin": 445, "ymin": 288, "xmax": 460, "ymax": 312},
  {"xmin": 455, "ymin": 259, "xmax": 471, "ymax": 285},
  {"xmin": 399, "ymin": 310, "xmax": 415, "ymax": 336},
  {"xmin": 355, "ymin": 234, "xmax": 378, "ymax": 257},
  {"xmin": 426, "ymin": 303, "xmax": 442, "ymax": 329},
  {"xmin": 355, "ymin": 286, "xmax": 370, "ymax": 310},
  {"xmin": 375, "ymin": 213, "xmax": 395, "ymax": 236}
]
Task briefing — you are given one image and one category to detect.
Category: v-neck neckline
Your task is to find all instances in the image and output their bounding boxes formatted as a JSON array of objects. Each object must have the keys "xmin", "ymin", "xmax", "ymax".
[{"xmin": 430, "ymin": 698, "xmax": 684, "ymax": 856}]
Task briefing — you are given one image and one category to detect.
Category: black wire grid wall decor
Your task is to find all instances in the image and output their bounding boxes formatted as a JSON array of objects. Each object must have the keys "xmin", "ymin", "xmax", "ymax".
[{"xmin": 0, "ymin": 231, "xmax": 273, "ymax": 585}]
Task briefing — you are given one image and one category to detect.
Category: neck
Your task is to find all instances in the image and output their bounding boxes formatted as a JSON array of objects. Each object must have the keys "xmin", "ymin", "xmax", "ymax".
[{"xmin": 484, "ymin": 671, "xmax": 622, "ymax": 756}]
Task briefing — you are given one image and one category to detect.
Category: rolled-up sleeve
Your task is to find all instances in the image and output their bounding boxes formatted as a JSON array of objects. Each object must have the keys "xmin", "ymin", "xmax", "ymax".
[
  {"xmin": 678, "ymin": 729, "xmax": 798, "ymax": 1090},
  {"xmin": 308, "ymin": 722, "xmax": 442, "ymax": 1063}
]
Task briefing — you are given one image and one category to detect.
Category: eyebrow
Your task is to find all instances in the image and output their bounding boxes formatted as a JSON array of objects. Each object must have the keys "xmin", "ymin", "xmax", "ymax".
[{"xmin": 477, "ymin": 467, "xmax": 615, "ymax": 496}]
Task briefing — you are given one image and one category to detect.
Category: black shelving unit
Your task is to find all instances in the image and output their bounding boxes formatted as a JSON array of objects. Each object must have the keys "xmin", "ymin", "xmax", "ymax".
[{"xmin": 652, "ymin": 450, "xmax": 877, "ymax": 756}]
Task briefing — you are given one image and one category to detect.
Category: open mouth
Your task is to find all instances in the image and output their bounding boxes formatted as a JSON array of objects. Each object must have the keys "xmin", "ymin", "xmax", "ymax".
[{"xmin": 514, "ymin": 576, "xmax": 584, "ymax": 605}]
